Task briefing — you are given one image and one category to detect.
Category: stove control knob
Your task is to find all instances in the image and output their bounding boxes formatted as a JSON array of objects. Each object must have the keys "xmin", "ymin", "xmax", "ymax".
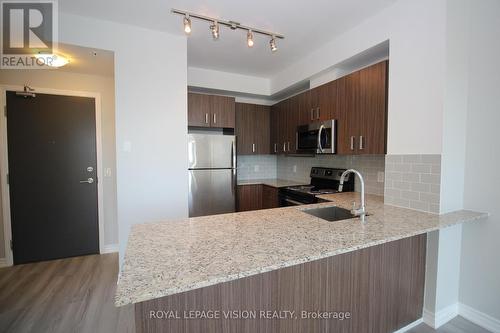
[{"xmin": 326, "ymin": 170, "xmax": 333, "ymax": 176}]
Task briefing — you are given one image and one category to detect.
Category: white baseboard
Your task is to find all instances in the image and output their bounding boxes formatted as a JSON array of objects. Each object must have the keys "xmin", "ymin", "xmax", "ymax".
[
  {"xmin": 459, "ymin": 303, "xmax": 500, "ymax": 333},
  {"xmin": 423, "ymin": 303, "xmax": 458, "ymax": 329},
  {"xmin": 101, "ymin": 243, "xmax": 119, "ymax": 254},
  {"xmin": 0, "ymin": 257, "xmax": 8, "ymax": 267},
  {"xmin": 393, "ymin": 318, "xmax": 423, "ymax": 333}
]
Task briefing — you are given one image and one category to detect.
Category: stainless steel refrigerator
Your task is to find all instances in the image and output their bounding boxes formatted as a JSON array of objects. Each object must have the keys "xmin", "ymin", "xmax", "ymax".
[{"xmin": 188, "ymin": 133, "xmax": 236, "ymax": 217}]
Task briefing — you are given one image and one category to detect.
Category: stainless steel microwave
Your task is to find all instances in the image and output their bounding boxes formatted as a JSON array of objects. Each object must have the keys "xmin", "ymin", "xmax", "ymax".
[{"xmin": 296, "ymin": 120, "xmax": 337, "ymax": 154}]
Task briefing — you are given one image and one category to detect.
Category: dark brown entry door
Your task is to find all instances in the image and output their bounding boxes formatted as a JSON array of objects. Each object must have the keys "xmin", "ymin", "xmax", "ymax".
[{"xmin": 6, "ymin": 91, "xmax": 99, "ymax": 264}]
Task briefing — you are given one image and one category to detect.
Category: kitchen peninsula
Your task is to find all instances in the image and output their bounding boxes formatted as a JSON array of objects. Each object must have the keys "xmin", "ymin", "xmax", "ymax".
[{"xmin": 115, "ymin": 193, "xmax": 486, "ymax": 333}]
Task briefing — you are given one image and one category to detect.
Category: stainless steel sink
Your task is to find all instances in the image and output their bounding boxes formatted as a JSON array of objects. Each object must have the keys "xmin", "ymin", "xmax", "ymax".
[{"xmin": 303, "ymin": 206, "xmax": 357, "ymax": 222}]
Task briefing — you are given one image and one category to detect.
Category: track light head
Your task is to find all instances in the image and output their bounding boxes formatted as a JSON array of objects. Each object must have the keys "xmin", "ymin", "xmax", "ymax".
[
  {"xmin": 210, "ymin": 20, "xmax": 220, "ymax": 40},
  {"xmin": 247, "ymin": 30, "xmax": 254, "ymax": 47},
  {"xmin": 183, "ymin": 15, "xmax": 192, "ymax": 34},
  {"xmin": 270, "ymin": 36, "xmax": 277, "ymax": 52}
]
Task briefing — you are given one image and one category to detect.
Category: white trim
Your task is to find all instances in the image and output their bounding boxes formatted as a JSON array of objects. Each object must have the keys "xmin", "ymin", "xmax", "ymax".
[
  {"xmin": 0, "ymin": 257, "xmax": 8, "ymax": 267},
  {"xmin": 392, "ymin": 318, "xmax": 423, "ymax": 333},
  {"xmin": 459, "ymin": 303, "xmax": 500, "ymax": 333},
  {"xmin": 423, "ymin": 303, "xmax": 458, "ymax": 329},
  {"xmin": 101, "ymin": 243, "xmax": 119, "ymax": 254},
  {"xmin": 0, "ymin": 85, "xmax": 105, "ymax": 266}
]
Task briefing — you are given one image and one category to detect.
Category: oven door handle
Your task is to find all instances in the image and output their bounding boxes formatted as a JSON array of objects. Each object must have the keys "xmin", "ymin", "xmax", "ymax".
[
  {"xmin": 317, "ymin": 125, "xmax": 325, "ymax": 153},
  {"xmin": 284, "ymin": 198, "xmax": 304, "ymax": 206}
]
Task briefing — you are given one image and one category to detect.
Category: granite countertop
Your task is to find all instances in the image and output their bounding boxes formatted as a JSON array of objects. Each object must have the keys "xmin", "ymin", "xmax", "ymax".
[
  {"xmin": 237, "ymin": 178, "xmax": 306, "ymax": 188},
  {"xmin": 115, "ymin": 192, "xmax": 487, "ymax": 306}
]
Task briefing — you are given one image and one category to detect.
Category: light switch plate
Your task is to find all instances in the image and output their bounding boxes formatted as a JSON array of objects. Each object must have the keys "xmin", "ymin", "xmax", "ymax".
[
  {"xmin": 105, "ymin": 168, "xmax": 112, "ymax": 177},
  {"xmin": 377, "ymin": 171, "xmax": 385, "ymax": 183},
  {"xmin": 293, "ymin": 165, "xmax": 297, "ymax": 173}
]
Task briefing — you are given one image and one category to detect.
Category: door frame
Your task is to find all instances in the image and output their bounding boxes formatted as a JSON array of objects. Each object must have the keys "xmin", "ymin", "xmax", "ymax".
[{"xmin": 0, "ymin": 85, "xmax": 105, "ymax": 266}]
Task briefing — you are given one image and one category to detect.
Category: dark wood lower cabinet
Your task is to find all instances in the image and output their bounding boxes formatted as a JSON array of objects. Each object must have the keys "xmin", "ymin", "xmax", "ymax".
[
  {"xmin": 262, "ymin": 185, "xmax": 279, "ymax": 209},
  {"xmin": 237, "ymin": 184, "xmax": 279, "ymax": 211},
  {"xmin": 135, "ymin": 234, "xmax": 426, "ymax": 333},
  {"xmin": 236, "ymin": 185, "xmax": 262, "ymax": 212}
]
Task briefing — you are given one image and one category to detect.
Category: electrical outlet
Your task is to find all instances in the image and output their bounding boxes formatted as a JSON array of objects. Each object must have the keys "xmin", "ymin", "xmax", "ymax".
[{"xmin": 377, "ymin": 171, "xmax": 385, "ymax": 183}]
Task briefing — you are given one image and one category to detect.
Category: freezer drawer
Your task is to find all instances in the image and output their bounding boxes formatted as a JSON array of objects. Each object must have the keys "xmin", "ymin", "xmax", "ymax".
[
  {"xmin": 189, "ymin": 169, "xmax": 236, "ymax": 217},
  {"xmin": 188, "ymin": 133, "xmax": 236, "ymax": 169}
]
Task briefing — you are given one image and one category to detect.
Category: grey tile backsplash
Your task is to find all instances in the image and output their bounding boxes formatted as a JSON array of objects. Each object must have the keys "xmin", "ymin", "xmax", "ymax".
[
  {"xmin": 237, "ymin": 155, "xmax": 277, "ymax": 180},
  {"xmin": 277, "ymin": 155, "xmax": 386, "ymax": 195},
  {"xmin": 384, "ymin": 154, "xmax": 441, "ymax": 213}
]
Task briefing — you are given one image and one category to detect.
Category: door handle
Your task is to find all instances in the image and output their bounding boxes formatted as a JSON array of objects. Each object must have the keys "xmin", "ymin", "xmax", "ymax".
[
  {"xmin": 283, "ymin": 142, "xmax": 286, "ymax": 152},
  {"xmin": 317, "ymin": 125, "xmax": 325, "ymax": 153},
  {"xmin": 359, "ymin": 136, "xmax": 364, "ymax": 150},
  {"xmin": 252, "ymin": 143, "xmax": 255, "ymax": 153},
  {"xmin": 310, "ymin": 109, "xmax": 314, "ymax": 121},
  {"xmin": 205, "ymin": 113, "xmax": 209, "ymax": 124},
  {"xmin": 213, "ymin": 113, "xmax": 216, "ymax": 124},
  {"xmin": 274, "ymin": 143, "xmax": 277, "ymax": 153},
  {"xmin": 80, "ymin": 177, "xmax": 94, "ymax": 184},
  {"xmin": 316, "ymin": 107, "xmax": 320, "ymax": 119},
  {"xmin": 350, "ymin": 136, "xmax": 355, "ymax": 151}
]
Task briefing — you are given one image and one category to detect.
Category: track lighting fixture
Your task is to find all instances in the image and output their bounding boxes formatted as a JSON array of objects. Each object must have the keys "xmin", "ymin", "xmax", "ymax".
[
  {"xmin": 247, "ymin": 30, "xmax": 254, "ymax": 47},
  {"xmin": 270, "ymin": 36, "xmax": 277, "ymax": 52},
  {"xmin": 210, "ymin": 20, "xmax": 220, "ymax": 40},
  {"xmin": 172, "ymin": 9, "xmax": 284, "ymax": 53},
  {"xmin": 183, "ymin": 15, "xmax": 192, "ymax": 34}
]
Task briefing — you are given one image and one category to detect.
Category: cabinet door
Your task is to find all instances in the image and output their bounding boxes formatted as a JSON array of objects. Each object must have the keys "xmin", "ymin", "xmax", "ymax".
[
  {"xmin": 188, "ymin": 93, "xmax": 210, "ymax": 127},
  {"xmin": 262, "ymin": 185, "xmax": 279, "ymax": 209},
  {"xmin": 235, "ymin": 103, "xmax": 255, "ymax": 155},
  {"xmin": 318, "ymin": 80, "xmax": 337, "ymax": 121},
  {"xmin": 337, "ymin": 72, "xmax": 361, "ymax": 155},
  {"xmin": 298, "ymin": 90, "xmax": 312, "ymax": 125},
  {"xmin": 255, "ymin": 105, "xmax": 271, "ymax": 154},
  {"xmin": 211, "ymin": 95, "xmax": 235, "ymax": 128},
  {"xmin": 270, "ymin": 104, "xmax": 279, "ymax": 154},
  {"xmin": 287, "ymin": 95, "xmax": 300, "ymax": 153},
  {"xmin": 358, "ymin": 61, "xmax": 387, "ymax": 154},
  {"xmin": 237, "ymin": 185, "xmax": 262, "ymax": 212}
]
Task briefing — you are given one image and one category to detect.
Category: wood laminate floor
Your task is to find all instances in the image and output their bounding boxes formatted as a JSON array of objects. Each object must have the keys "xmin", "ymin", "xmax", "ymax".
[
  {"xmin": 0, "ymin": 253, "xmax": 134, "ymax": 333},
  {"xmin": 0, "ymin": 253, "xmax": 491, "ymax": 333},
  {"xmin": 409, "ymin": 316, "xmax": 491, "ymax": 333}
]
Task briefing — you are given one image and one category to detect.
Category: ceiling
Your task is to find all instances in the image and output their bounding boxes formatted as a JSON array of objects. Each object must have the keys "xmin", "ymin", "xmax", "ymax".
[
  {"xmin": 59, "ymin": 0, "xmax": 396, "ymax": 78},
  {"xmin": 54, "ymin": 44, "xmax": 114, "ymax": 77}
]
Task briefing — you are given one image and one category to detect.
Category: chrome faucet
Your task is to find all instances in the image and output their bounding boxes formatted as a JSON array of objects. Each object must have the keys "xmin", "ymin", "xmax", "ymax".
[{"xmin": 338, "ymin": 169, "xmax": 366, "ymax": 223}]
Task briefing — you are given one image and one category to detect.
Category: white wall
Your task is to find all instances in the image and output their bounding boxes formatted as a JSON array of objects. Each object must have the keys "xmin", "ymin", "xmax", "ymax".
[
  {"xmin": 188, "ymin": 67, "xmax": 270, "ymax": 96},
  {"xmin": 460, "ymin": 0, "xmax": 500, "ymax": 322},
  {"xmin": 59, "ymin": 13, "xmax": 188, "ymax": 264},
  {"xmin": 0, "ymin": 69, "xmax": 118, "ymax": 252},
  {"xmin": 271, "ymin": 0, "xmax": 446, "ymax": 155}
]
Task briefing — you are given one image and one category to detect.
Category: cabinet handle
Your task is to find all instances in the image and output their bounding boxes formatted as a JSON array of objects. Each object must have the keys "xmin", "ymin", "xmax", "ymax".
[
  {"xmin": 274, "ymin": 143, "xmax": 277, "ymax": 153},
  {"xmin": 205, "ymin": 113, "xmax": 209, "ymax": 124},
  {"xmin": 316, "ymin": 107, "xmax": 320, "ymax": 120},
  {"xmin": 287, "ymin": 142, "xmax": 290, "ymax": 152},
  {"xmin": 310, "ymin": 109, "xmax": 314, "ymax": 121},
  {"xmin": 283, "ymin": 143, "xmax": 286, "ymax": 152},
  {"xmin": 359, "ymin": 136, "xmax": 364, "ymax": 150},
  {"xmin": 213, "ymin": 113, "xmax": 216, "ymax": 124},
  {"xmin": 296, "ymin": 132, "xmax": 298, "ymax": 150},
  {"xmin": 252, "ymin": 143, "xmax": 255, "ymax": 153},
  {"xmin": 350, "ymin": 136, "xmax": 355, "ymax": 151}
]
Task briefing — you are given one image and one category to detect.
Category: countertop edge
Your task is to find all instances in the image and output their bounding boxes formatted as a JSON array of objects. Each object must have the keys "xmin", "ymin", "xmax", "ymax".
[{"xmin": 114, "ymin": 208, "xmax": 487, "ymax": 307}]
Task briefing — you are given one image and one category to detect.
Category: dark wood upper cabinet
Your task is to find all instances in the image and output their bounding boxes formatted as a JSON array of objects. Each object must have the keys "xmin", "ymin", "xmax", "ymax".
[
  {"xmin": 358, "ymin": 61, "xmax": 387, "ymax": 154},
  {"xmin": 235, "ymin": 103, "xmax": 270, "ymax": 155},
  {"xmin": 211, "ymin": 95, "xmax": 235, "ymax": 128},
  {"xmin": 337, "ymin": 60, "xmax": 387, "ymax": 155},
  {"xmin": 188, "ymin": 93, "xmax": 211, "ymax": 127},
  {"xmin": 188, "ymin": 93, "xmax": 235, "ymax": 128}
]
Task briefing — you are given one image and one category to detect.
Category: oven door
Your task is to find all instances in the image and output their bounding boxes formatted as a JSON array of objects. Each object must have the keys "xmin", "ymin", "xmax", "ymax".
[{"xmin": 296, "ymin": 120, "xmax": 336, "ymax": 154}]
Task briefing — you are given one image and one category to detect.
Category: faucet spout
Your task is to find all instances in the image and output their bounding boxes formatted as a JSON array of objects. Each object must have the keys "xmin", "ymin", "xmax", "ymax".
[{"xmin": 339, "ymin": 169, "xmax": 366, "ymax": 223}]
